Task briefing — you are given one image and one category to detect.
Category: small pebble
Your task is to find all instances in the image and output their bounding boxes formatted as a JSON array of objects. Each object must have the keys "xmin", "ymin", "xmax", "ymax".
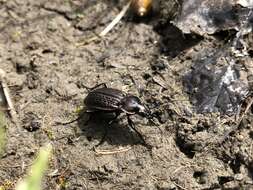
[
  {"xmin": 236, "ymin": 134, "xmax": 244, "ymax": 141},
  {"xmin": 234, "ymin": 173, "xmax": 243, "ymax": 181}
]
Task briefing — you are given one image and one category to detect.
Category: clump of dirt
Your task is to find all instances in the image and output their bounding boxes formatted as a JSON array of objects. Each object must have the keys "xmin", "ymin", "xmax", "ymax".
[{"xmin": 0, "ymin": 0, "xmax": 252, "ymax": 189}]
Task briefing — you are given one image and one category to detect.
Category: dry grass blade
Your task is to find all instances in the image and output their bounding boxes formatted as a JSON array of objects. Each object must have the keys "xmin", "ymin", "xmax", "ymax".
[
  {"xmin": 0, "ymin": 69, "xmax": 18, "ymax": 125},
  {"xmin": 77, "ymin": 1, "xmax": 131, "ymax": 46},
  {"xmin": 0, "ymin": 110, "xmax": 6, "ymax": 157},
  {"xmin": 99, "ymin": 1, "xmax": 131, "ymax": 37},
  {"xmin": 94, "ymin": 145, "xmax": 132, "ymax": 155}
]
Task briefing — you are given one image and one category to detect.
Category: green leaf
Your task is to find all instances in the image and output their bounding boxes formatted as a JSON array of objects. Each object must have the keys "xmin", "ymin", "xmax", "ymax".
[{"xmin": 16, "ymin": 144, "xmax": 52, "ymax": 190}]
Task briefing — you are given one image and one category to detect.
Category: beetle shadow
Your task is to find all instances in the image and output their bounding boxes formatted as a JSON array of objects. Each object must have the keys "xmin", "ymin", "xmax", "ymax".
[{"xmin": 76, "ymin": 110, "xmax": 144, "ymax": 148}]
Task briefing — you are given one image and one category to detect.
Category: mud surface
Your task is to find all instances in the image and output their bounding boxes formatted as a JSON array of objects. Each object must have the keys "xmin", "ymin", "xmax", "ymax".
[{"xmin": 0, "ymin": 1, "xmax": 253, "ymax": 189}]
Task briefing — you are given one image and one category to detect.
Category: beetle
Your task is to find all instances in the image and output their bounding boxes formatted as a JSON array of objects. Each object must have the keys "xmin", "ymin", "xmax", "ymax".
[{"xmin": 60, "ymin": 83, "xmax": 156, "ymax": 147}]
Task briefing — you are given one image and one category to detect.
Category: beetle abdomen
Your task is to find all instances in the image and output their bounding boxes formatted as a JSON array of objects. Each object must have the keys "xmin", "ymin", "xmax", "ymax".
[{"xmin": 84, "ymin": 88, "xmax": 125, "ymax": 111}]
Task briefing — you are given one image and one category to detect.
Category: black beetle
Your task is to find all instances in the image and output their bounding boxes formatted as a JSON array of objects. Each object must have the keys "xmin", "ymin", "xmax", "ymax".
[
  {"xmin": 85, "ymin": 84, "xmax": 151, "ymax": 117},
  {"xmin": 61, "ymin": 83, "xmax": 156, "ymax": 147}
]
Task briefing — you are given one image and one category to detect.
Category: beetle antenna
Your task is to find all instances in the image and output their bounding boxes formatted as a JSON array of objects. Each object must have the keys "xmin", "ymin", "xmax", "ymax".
[
  {"xmin": 83, "ymin": 83, "xmax": 108, "ymax": 92},
  {"xmin": 149, "ymin": 116, "xmax": 162, "ymax": 130},
  {"xmin": 55, "ymin": 117, "xmax": 81, "ymax": 126},
  {"xmin": 126, "ymin": 74, "xmax": 146, "ymax": 97},
  {"xmin": 146, "ymin": 111, "xmax": 162, "ymax": 134}
]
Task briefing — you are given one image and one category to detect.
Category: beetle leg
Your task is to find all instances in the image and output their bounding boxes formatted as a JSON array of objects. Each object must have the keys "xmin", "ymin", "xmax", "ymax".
[
  {"xmin": 95, "ymin": 112, "xmax": 119, "ymax": 147},
  {"xmin": 84, "ymin": 83, "xmax": 108, "ymax": 92},
  {"xmin": 127, "ymin": 115, "xmax": 150, "ymax": 147},
  {"xmin": 55, "ymin": 112, "xmax": 91, "ymax": 126},
  {"xmin": 55, "ymin": 117, "xmax": 80, "ymax": 125},
  {"xmin": 95, "ymin": 127, "xmax": 108, "ymax": 147}
]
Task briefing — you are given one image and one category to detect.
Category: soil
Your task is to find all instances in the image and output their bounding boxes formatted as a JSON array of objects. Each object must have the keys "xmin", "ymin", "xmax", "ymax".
[{"xmin": 0, "ymin": 0, "xmax": 253, "ymax": 190}]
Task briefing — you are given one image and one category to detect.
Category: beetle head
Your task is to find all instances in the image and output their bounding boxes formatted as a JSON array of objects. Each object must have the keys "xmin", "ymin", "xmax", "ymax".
[
  {"xmin": 121, "ymin": 96, "xmax": 149, "ymax": 117},
  {"xmin": 121, "ymin": 96, "xmax": 160, "ymax": 128}
]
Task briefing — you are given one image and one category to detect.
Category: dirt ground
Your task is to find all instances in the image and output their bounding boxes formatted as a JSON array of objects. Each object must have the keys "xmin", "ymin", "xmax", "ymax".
[{"xmin": 0, "ymin": 0, "xmax": 253, "ymax": 189}]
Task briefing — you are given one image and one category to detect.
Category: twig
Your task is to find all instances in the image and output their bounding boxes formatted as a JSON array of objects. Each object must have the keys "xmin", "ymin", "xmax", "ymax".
[
  {"xmin": 0, "ymin": 69, "xmax": 18, "ymax": 125},
  {"xmin": 172, "ymin": 165, "xmax": 192, "ymax": 175},
  {"xmin": 94, "ymin": 145, "xmax": 132, "ymax": 155},
  {"xmin": 221, "ymin": 96, "xmax": 253, "ymax": 143},
  {"xmin": 0, "ymin": 162, "xmax": 32, "ymax": 169},
  {"xmin": 173, "ymin": 182, "xmax": 188, "ymax": 190},
  {"xmin": 237, "ymin": 97, "xmax": 253, "ymax": 124},
  {"xmin": 249, "ymin": 142, "xmax": 253, "ymax": 159}
]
